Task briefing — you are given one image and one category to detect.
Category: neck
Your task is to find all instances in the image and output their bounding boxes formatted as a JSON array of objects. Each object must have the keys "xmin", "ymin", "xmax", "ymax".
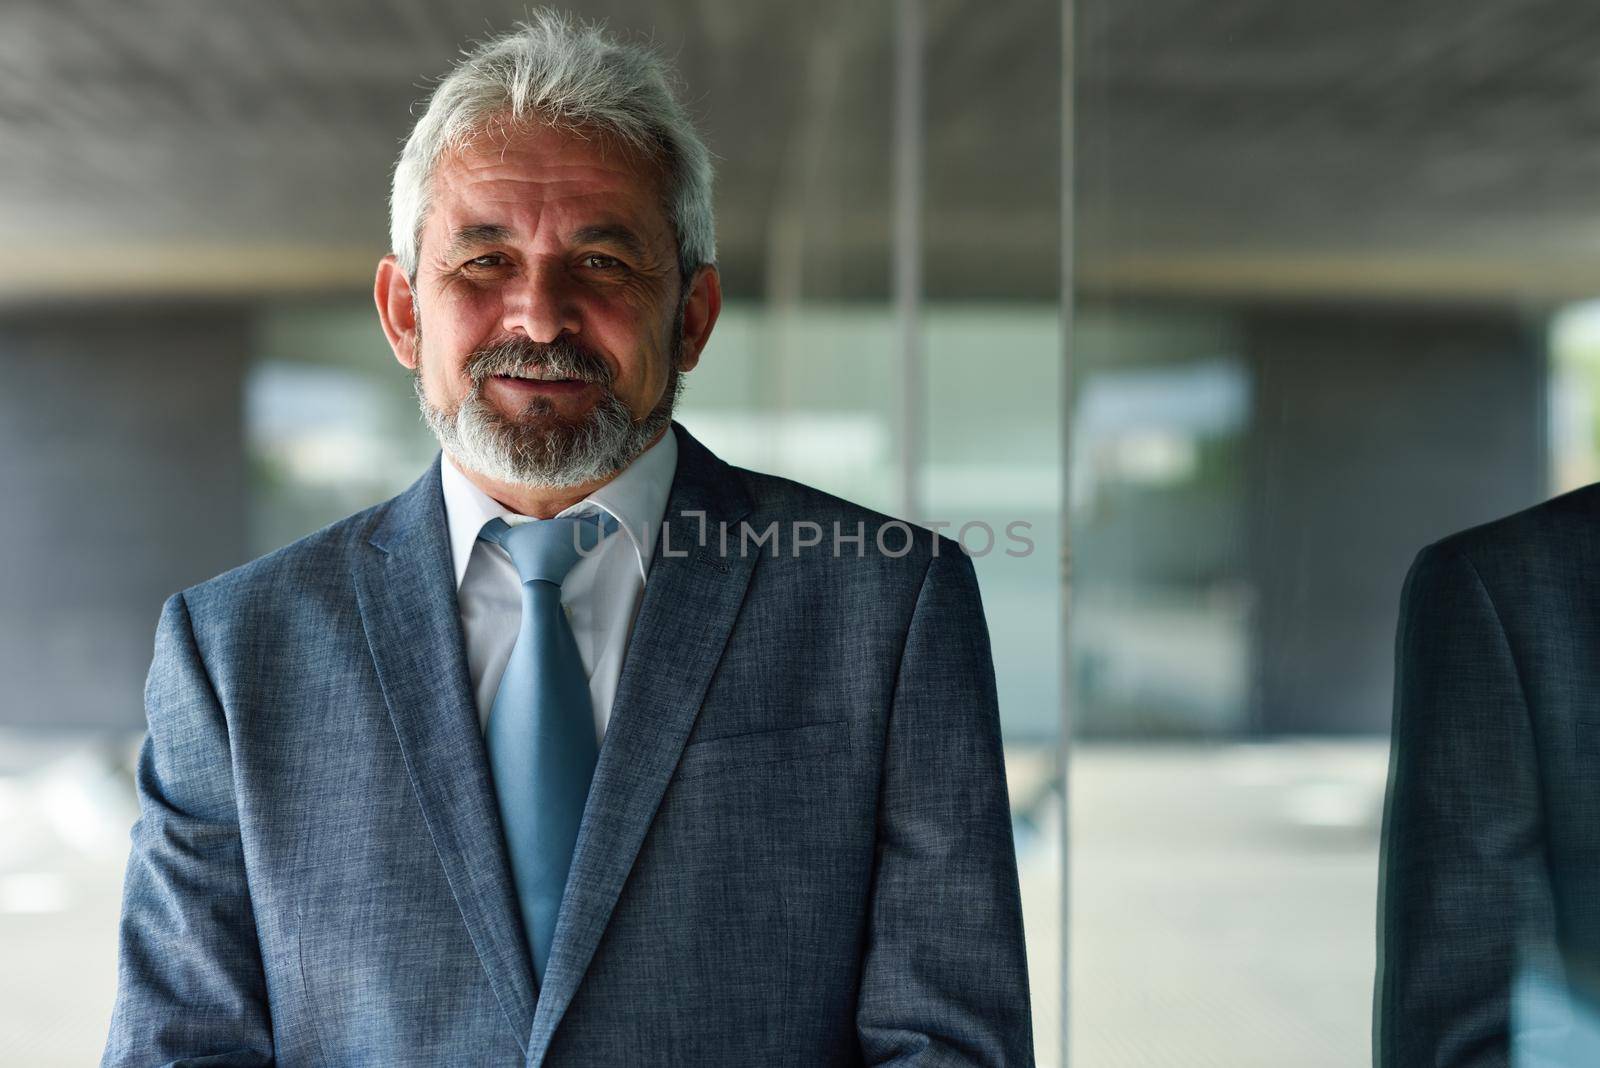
[{"xmin": 447, "ymin": 426, "xmax": 667, "ymax": 519}]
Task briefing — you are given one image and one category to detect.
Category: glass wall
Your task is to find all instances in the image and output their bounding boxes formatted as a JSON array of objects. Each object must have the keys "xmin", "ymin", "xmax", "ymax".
[
  {"xmin": 1071, "ymin": 2, "xmax": 1592, "ymax": 1065},
  {"xmin": 0, "ymin": 1, "xmax": 1064, "ymax": 1063},
  {"xmin": 47, "ymin": 0, "xmax": 1600, "ymax": 1062}
]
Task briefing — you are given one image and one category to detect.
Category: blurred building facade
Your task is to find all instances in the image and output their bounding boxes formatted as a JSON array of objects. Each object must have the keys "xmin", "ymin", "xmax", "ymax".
[
  {"xmin": 0, "ymin": 2, "xmax": 1066, "ymax": 1063},
  {"xmin": 7, "ymin": 1, "xmax": 1600, "ymax": 1066}
]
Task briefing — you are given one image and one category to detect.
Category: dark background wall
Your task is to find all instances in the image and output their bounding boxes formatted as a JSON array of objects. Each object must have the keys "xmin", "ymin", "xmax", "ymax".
[
  {"xmin": 1245, "ymin": 305, "xmax": 1547, "ymax": 734},
  {"xmin": 0, "ymin": 306, "xmax": 249, "ymax": 730}
]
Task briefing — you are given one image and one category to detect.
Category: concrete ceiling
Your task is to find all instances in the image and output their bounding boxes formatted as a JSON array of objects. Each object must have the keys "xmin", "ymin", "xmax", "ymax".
[
  {"xmin": 12, "ymin": 1, "xmax": 1592, "ymax": 306},
  {"xmin": 0, "ymin": 0, "xmax": 1061, "ymax": 302},
  {"xmin": 1078, "ymin": 0, "xmax": 1600, "ymax": 302}
]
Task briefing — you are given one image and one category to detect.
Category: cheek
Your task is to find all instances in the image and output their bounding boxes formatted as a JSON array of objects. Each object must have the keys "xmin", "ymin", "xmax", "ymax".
[
  {"xmin": 421, "ymin": 294, "xmax": 500, "ymax": 371},
  {"xmin": 414, "ymin": 334, "xmax": 471, "ymax": 409},
  {"xmin": 608, "ymin": 329, "xmax": 671, "ymax": 407}
]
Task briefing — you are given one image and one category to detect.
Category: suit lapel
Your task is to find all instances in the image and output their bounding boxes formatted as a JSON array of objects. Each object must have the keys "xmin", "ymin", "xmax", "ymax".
[
  {"xmin": 527, "ymin": 423, "xmax": 758, "ymax": 1064},
  {"xmin": 350, "ymin": 454, "xmax": 539, "ymax": 1055}
]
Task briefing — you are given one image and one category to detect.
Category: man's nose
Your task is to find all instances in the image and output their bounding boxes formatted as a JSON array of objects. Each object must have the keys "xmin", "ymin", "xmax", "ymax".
[{"xmin": 501, "ymin": 261, "xmax": 583, "ymax": 342}]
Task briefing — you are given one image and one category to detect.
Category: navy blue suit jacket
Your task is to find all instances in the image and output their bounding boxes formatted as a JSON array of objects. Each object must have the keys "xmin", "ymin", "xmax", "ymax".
[
  {"xmin": 103, "ymin": 423, "xmax": 1034, "ymax": 1066},
  {"xmin": 1378, "ymin": 484, "xmax": 1600, "ymax": 1066}
]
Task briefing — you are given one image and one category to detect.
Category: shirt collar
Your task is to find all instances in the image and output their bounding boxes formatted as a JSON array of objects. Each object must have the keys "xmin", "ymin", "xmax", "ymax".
[{"xmin": 439, "ymin": 427, "xmax": 679, "ymax": 590}]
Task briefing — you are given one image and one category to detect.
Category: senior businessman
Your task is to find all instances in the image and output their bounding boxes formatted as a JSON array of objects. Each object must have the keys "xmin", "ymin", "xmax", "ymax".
[{"xmin": 101, "ymin": 11, "xmax": 1033, "ymax": 1066}]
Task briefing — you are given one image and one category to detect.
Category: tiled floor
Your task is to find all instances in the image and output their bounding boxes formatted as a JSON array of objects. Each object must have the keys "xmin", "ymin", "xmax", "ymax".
[{"xmin": 0, "ymin": 733, "xmax": 1386, "ymax": 1067}]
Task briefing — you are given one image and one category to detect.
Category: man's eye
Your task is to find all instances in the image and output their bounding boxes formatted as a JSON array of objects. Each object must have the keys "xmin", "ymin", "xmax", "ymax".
[
  {"xmin": 582, "ymin": 253, "xmax": 621, "ymax": 270},
  {"xmin": 465, "ymin": 254, "xmax": 506, "ymax": 268}
]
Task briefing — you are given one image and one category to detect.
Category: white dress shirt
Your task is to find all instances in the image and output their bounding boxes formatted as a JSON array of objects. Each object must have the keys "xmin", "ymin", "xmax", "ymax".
[{"xmin": 439, "ymin": 430, "xmax": 679, "ymax": 745}]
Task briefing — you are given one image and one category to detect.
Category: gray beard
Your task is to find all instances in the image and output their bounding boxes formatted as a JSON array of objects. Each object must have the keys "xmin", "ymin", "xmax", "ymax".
[{"xmin": 412, "ymin": 327, "xmax": 684, "ymax": 490}]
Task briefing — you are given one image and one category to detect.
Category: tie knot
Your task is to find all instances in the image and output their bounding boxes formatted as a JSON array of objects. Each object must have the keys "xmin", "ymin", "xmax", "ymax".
[{"xmin": 479, "ymin": 512, "xmax": 617, "ymax": 586}]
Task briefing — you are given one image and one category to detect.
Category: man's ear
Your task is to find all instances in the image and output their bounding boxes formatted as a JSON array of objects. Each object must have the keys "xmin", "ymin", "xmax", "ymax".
[
  {"xmin": 375, "ymin": 255, "xmax": 420, "ymax": 370},
  {"xmin": 675, "ymin": 264, "xmax": 722, "ymax": 374}
]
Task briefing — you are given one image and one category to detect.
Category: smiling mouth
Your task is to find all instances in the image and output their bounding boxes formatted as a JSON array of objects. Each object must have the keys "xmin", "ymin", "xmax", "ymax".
[
  {"xmin": 492, "ymin": 370, "xmax": 582, "ymax": 382},
  {"xmin": 488, "ymin": 373, "xmax": 595, "ymax": 395}
]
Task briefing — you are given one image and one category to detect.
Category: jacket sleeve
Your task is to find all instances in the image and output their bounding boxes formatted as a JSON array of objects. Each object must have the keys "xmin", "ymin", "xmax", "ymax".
[
  {"xmin": 1375, "ymin": 543, "xmax": 1560, "ymax": 1067},
  {"xmin": 855, "ymin": 545, "xmax": 1036, "ymax": 1066},
  {"xmin": 102, "ymin": 592, "xmax": 275, "ymax": 1067}
]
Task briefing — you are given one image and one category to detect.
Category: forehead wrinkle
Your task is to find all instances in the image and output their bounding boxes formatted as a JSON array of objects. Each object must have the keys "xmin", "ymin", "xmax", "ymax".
[
  {"xmin": 437, "ymin": 167, "xmax": 643, "ymax": 235},
  {"xmin": 428, "ymin": 130, "xmax": 675, "ymax": 265},
  {"xmin": 439, "ymin": 182, "xmax": 670, "ymax": 261},
  {"xmin": 447, "ymin": 137, "xmax": 643, "ymax": 187}
]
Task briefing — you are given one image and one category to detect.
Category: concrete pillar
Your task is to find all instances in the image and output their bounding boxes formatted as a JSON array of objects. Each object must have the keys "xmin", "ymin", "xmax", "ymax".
[
  {"xmin": 0, "ymin": 305, "xmax": 250, "ymax": 730},
  {"xmin": 1245, "ymin": 304, "xmax": 1546, "ymax": 734}
]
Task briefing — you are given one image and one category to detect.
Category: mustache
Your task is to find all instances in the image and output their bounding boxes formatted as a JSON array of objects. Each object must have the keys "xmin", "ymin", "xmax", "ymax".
[{"xmin": 465, "ymin": 335, "xmax": 614, "ymax": 386}]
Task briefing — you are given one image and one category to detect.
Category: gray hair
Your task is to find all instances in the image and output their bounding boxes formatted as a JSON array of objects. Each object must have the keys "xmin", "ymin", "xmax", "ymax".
[{"xmin": 389, "ymin": 10, "xmax": 716, "ymax": 283}]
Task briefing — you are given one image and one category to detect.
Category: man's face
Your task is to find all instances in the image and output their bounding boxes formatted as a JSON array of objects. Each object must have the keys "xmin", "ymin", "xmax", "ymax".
[{"xmin": 375, "ymin": 120, "xmax": 720, "ymax": 488}]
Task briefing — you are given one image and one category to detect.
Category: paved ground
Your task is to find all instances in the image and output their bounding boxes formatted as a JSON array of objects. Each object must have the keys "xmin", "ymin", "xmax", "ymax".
[
  {"xmin": 0, "ymin": 733, "xmax": 1386, "ymax": 1067},
  {"xmin": 1066, "ymin": 741, "xmax": 1387, "ymax": 1068},
  {"xmin": 0, "ymin": 732, "xmax": 136, "ymax": 1066}
]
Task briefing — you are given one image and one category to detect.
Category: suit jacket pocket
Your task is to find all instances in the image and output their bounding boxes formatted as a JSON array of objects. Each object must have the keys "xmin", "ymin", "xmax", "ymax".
[
  {"xmin": 1578, "ymin": 719, "xmax": 1600, "ymax": 757},
  {"xmin": 673, "ymin": 719, "xmax": 850, "ymax": 783}
]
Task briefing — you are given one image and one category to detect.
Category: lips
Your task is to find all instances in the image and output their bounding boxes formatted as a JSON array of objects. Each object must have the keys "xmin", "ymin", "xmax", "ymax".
[{"xmin": 486, "ymin": 373, "xmax": 594, "ymax": 396}]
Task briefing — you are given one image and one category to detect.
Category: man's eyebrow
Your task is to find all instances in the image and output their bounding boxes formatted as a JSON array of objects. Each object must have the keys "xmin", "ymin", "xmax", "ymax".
[
  {"xmin": 570, "ymin": 224, "xmax": 649, "ymax": 261},
  {"xmin": 441, "ymin": 223, "xmax": 513, "ymax": 260}
]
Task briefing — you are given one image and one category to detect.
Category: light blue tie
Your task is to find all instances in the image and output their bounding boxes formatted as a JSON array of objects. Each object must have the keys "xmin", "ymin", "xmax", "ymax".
[{"xmin": 479, "ymin": 511, "xmax": 617, "ymax": 986}]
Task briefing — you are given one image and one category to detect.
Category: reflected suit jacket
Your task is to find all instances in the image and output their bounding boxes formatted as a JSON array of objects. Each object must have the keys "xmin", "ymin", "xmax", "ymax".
[
  {"xmin": 1378, "ymin": 484, "xmax": 1600, "ymax": 1067},
  {"xmin": 102, "ymin": 422, "xmax": 1034, "ymax": 1067}
]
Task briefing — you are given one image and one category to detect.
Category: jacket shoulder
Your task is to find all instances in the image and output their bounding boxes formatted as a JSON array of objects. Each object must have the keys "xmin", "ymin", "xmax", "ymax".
[
  {"xmin": 176, "ymin": 497, "xmax": 391, "ymax": 619},
  {"xmin": 1423, "ymin": 483, "xmax": 1600, "ymax": 564},
  {"xmin": 728, "ymin": 464, "xmax": 962, "ymax": 569},
  {"xmin": 1410, "ymin": 483, "xmax": 1600, "ymax": 607},
  {"xmin": 734, "ymin": 464, "xmax": 900, "ymax": 524}
]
